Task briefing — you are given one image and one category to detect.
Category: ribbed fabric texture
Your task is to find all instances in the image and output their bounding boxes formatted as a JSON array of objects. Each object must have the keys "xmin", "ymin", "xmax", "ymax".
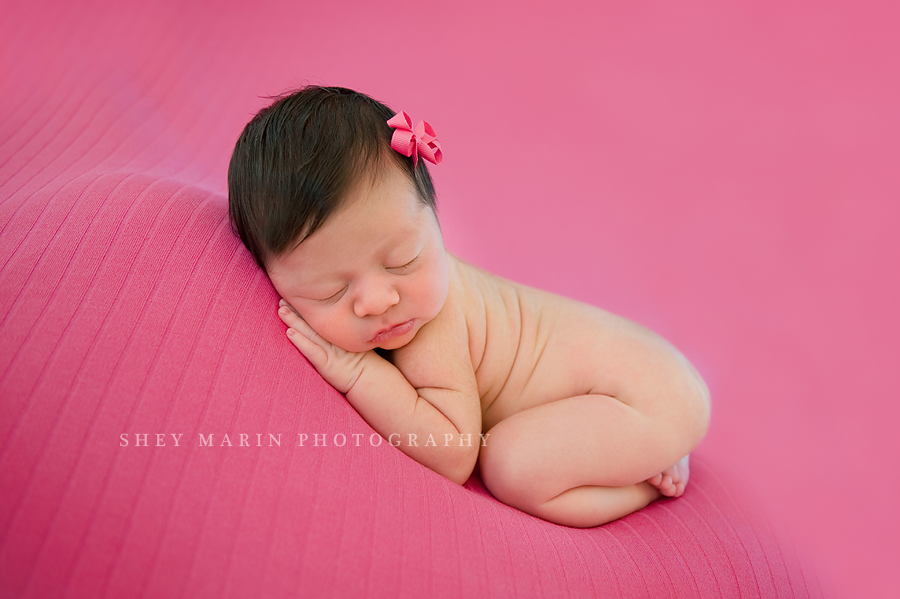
[{"xmin": 1, "ymin": 1, "xmax": 833, "ymax": 597}]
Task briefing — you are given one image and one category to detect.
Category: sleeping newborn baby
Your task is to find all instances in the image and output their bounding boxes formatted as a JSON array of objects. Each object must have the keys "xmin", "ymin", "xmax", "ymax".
[{"xmin": 227, "ymin": 86, "xmax": 710, "ymax": 528}]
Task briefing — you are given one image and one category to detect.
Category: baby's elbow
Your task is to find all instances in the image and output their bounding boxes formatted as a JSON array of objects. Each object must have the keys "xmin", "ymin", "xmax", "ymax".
[
  {"xmin": 444, "ymin": 444, "xmax": 480, "ymax": 486},
  {"xmin": 446, "ymin": 468, "xmax": 473, "ymax": 487}
]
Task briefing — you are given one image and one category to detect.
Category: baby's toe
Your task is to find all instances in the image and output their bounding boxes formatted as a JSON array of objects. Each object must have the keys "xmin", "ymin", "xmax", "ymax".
[{"xmin": 659, "ymin": 475, "xmax": 674, "ymax": 496}]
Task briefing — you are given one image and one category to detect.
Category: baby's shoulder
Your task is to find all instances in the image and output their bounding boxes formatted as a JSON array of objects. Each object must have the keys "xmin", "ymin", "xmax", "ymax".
[
  {"xmin": 446, "ymin": 252, "xmax": 531, "ymax": 320},
  {"xmin": 445, "ymin": 252, "xmax": 506, "ymax": 307},
  {"xmin": 444, "ymin": 253, "xmax": 527, "ymax": 367},
  {"xmin": 445, "ymin": 252, "xmax": 496, "ymax": 335}
]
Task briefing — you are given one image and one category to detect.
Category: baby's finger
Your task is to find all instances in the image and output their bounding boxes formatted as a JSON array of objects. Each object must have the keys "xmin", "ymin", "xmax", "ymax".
[
  {"xmin": 279, "ymin": 298, "xmax": 296, "ymax": 312},
  {"xmin": 278, "ymin": 305, "xmax": 317, "ymax": 338},
  {"xmin": 285, "ymin": 327, "xmax": 327, "ymax": 367}
]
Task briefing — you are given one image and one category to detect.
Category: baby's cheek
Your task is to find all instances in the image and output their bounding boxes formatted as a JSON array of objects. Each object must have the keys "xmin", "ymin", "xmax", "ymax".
[
  {"xmin": 421, "ymin": 275, "xmax": 449, "ymax": 320},
  {"xmin": 308, "ymin": 311, "xmax": 352, "ymax": 349}
]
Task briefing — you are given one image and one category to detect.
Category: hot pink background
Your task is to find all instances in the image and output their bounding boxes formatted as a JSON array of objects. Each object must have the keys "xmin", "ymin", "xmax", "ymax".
[{"xmin": 3, "ymin": 0, "xmax": 898, "ymax": 596}]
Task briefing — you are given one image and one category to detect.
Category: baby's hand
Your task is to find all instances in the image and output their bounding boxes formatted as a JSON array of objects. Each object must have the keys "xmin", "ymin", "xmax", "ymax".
[{"xmin": 277, "ymin": 299, "xmax": 367, "ymax": 394}]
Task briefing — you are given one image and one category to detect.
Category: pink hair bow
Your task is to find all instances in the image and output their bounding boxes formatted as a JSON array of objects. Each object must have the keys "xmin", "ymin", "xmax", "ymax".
[{"xmin": 386, "ymin": 111, "xmax": 443, "ymax": 167}]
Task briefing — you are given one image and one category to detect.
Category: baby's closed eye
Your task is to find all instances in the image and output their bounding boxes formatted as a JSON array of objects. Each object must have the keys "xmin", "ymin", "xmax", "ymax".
[
  {"xmin": 315, "ymin": 287, "xmax": 347, "ymax": 303},
  {"xmin": 386, "ymin": 254, "xmax": 419, "ymax": 272},
  {"xmin": 305, "ymin": 253, "xmax": 420, "ymax": 303}
]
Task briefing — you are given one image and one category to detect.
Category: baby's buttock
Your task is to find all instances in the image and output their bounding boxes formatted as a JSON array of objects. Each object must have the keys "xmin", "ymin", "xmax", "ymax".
[{"xmin": 453, "ymin": 257, "xmax": 617, "ymax": 432}]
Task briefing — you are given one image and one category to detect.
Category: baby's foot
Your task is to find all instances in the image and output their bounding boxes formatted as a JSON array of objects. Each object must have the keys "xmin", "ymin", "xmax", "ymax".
[{"xmin": 647, "ymin": 455, "xmax": 690, "ymax": 498}]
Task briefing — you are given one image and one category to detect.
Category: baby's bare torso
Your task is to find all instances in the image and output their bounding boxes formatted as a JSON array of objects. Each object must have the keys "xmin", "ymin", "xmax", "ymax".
[
  {"xmin": 390, "ymin": 251, "xmax": 701, "ymax": 437},
  {"xmin": 439, "ymin": 253, "xmax": 644, "ymax": 432}
]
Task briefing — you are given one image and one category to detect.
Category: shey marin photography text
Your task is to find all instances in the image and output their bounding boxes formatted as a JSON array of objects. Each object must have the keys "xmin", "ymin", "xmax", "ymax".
[{"xmin": 119, "ymin": 432, "xmax": 491, "ymax": 448}]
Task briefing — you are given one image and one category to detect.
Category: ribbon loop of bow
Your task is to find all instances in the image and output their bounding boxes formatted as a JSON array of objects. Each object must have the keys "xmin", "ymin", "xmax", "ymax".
[{"xmin": 387, "ymin": 111, "xmax": 443, "ymax": 167}]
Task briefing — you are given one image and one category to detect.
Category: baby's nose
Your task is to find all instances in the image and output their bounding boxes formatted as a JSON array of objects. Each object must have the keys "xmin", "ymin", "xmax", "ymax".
[{"xmin": 353, "ymin": 279, "xmax": 400, "ymax": 317}]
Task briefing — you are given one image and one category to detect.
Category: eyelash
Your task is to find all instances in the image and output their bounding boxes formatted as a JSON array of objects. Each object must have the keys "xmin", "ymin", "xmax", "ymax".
[
  {"xmin": 389, "ymin": 255, "xmax": 419, "ymax": 271},
  {"xmin": 319, "ymin": 288, "xmax": 346, "ymax": 303},
  {"xmin": 316, "ymin": 256, "xmax": 419, "ymax": 303}
]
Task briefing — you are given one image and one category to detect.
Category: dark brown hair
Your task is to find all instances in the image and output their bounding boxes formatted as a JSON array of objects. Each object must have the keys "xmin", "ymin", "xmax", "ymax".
[{"xmin": 228, "ymin": 86, "xmax": 437, "ymax": 272}]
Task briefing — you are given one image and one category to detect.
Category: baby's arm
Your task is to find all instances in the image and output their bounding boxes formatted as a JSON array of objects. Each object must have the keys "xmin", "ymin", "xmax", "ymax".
[{"xmin": 278, "ymin": 301, "xmax": 481, "ymax": 485}]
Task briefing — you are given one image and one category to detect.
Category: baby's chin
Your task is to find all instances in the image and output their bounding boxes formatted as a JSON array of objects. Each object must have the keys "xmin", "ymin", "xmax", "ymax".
[
  {"xmin": 329, "ymin": 333, "xmax": 416, "ymax": 353},
  {"xmin": 373, "ymin": 337, "xmax": 414, "ymax": 351}
]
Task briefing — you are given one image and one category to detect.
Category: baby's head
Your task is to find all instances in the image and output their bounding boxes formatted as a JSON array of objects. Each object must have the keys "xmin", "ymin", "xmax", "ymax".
[{"xmin": 228, "ymin": 86, "xmax": 449, "ymax": 351}]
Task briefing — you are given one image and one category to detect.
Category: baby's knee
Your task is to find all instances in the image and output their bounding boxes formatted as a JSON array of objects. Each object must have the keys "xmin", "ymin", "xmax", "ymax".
[{"xmin": 478, "ymin": 428, "xmax": 548, "ymax": 510}]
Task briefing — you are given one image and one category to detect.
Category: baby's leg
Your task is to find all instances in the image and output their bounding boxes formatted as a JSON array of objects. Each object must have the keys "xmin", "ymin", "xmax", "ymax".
[{"xmin": 478, "ymin": 394, "xmax": 691, "ymax": 528}]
